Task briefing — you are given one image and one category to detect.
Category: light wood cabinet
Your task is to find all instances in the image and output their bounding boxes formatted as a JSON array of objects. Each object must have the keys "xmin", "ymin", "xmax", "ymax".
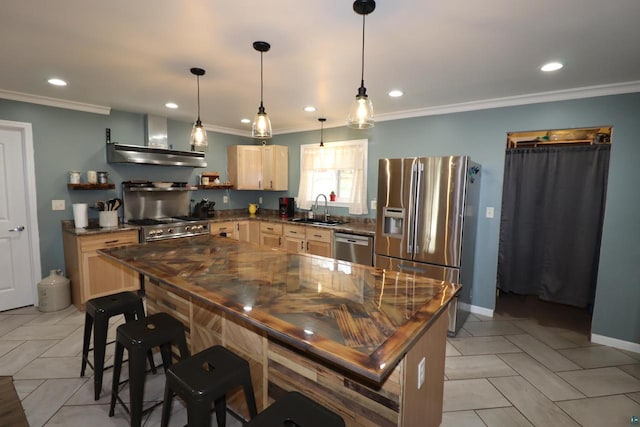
[
  {"xmin": 63, "ymin": 229, "xmax": 140, "ymax": 310},
  {"xmin": 237, "ymin": 220, "xmax": 260, "ymax": 245},
  {"xmin": 210, "ymin": 221, "xmax": 237, "ymax": 239},
  {"xmin": 283, "ymin": 224, "xmax": 306, "ymax": 253},
  {"xmin": 259, "ymin": 222, "xmax": 283, "ymax": 249},
  {"xmin": 227, "ymin": 145, "xmax": 288, "ymax": 191},
  {"xmin": 282, "ymin": 224, "xmax": 333, "ymax": 257},
  {"xmin": 305, "ymin": 227, "xmax": 333, "ymax": 258}
]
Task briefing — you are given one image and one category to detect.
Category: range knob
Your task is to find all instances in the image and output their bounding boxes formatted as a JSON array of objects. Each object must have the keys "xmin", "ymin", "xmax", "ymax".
[
  {"xmin": 196, "ymin": 225, "xmax": 203, "ymax": 231},
  {"xmin": 156, "ymin": 230, "xmax": 164, "ymax": 236},
  {"xmin": 185, "ymin": 226, "xmax": 192, "ymax": 232},
  {"xmin": 167, "ymin": 228, "xmax": 173, "ymax": 234},
  {"xmin": 148, "ymin": 230, "xmax": 156, "ymax": 237}
]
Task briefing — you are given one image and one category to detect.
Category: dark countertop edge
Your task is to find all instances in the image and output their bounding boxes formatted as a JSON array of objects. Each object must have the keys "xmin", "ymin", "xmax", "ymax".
[
  {"xmin": 209, "ymin": 213, "xmax": 376, "ymax": 236},
  {"xmin": 61, "ymin": 220, "xmax": 140, "ymax": 236},
  {"xmin": 98, "ymin": 245, "xmax": 459, "ymax": 385},
  {"xmin": 61, "ymin": 214, "xmax": 375, "ymax": 237}
]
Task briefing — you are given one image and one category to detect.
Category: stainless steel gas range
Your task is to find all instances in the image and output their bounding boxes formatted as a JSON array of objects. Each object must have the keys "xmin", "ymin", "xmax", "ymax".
[{"xmin": 122, "ymin": 182, "xmax": 210, "ymax": 243}]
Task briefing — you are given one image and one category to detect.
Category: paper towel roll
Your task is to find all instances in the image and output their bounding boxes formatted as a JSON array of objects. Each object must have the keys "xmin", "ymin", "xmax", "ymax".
[{"xmin": 72, "ymin": 203, "xmax": 88, "ymax": 229}]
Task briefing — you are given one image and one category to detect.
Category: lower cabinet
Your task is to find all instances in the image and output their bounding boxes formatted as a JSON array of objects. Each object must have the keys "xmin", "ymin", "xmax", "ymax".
[
  {"xmin": 305, "ymin": 227, "xmax": 333, "ymax": 258},
  {"xmin": 210, "ymin": 221, "xmax": 237, "ymax": 239},
  {"xmin": 62, "ymin": 229, "xmax": 140, "ymax": 310},
  {"xmin": 237, "ymin": 220, "xmax": 260, "ymax": 245},
  {"xmin": 283, "ymin": 224, "xmax": 333, "ymax": 257},
  {"xmin": 259, "ymin": 222, "xmax": 283, "ymax": 249}
]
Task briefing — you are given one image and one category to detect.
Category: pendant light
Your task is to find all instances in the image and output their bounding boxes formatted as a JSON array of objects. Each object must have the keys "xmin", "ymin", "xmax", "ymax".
[
  {"xmin": 190, "ymin": 67, "xmax": 207, "ymax": 151},
  {"xmin": 252, "ymin": 41, "xmax": 272, "ymax": 140},
  {"xmin": 347, "ymin": 0, "xmax": 376, "ymax": 129},
  {"xmin": 318, "ymin": 118, "xmax": 326, "ymax": 147}
]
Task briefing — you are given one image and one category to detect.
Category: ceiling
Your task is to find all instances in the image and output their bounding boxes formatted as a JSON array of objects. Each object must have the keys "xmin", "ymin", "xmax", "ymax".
[{"xmin": 2, "ymin": 0, "xmax": 640, "ymax": 136}]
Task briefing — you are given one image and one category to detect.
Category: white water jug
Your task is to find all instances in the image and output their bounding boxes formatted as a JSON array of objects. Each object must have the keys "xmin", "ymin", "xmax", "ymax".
[{"xmin": 37, "ymin": 269, "xmax": 71, "ymax": 312}]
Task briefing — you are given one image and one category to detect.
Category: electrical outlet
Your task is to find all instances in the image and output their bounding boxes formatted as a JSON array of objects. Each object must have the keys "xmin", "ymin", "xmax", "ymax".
[
  {"xmin": 371, "ymin": 199, "xmax": 377, "ymax": 210},
  {"xmin": 486, "ymin": 206, "xmax": 494, "ymax": 218},
  {"xmin": 418, "ymin": 357, "xmax": 426, "ymax": 389},
  {"xmin": 223, "ymin": 195, "xmax": 229, "ymax": 204},
  {"xmin": 258, "ymin": 197, "xmax": 263, "ymax": 204},
  {"xmin": 52, "ymin": 199, "xmax": 65, "ymax": 211}
]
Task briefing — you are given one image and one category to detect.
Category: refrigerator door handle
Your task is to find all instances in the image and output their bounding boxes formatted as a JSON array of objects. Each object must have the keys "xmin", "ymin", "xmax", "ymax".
[{"xmin": 408, "ymin": 161, "xmax": 423, "ymax": 255}]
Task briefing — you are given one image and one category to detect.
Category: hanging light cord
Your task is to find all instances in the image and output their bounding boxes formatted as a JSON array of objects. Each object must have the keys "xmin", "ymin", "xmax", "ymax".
[
  {"xmin": 360, "ymin": 14, "xmax": 366, "ymax": 86},
  {"xmin": 196, "ymin": 74, "xmax": 201, "ymax": 120},
  {"xmin": 260, "ymin": 51, "xmax": 264, "ymax": 107}
]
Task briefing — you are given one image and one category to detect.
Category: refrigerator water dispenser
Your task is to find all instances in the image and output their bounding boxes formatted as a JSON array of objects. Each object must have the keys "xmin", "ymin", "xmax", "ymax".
[{"xmin": 382, "ymin": 207, "xmax": 405, "ymax": 237}]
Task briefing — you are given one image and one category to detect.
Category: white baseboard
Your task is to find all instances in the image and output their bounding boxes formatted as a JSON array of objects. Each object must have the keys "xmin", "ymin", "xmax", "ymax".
[
  {"xmin": 460, "ymin": 302, "xmax": 494, "ymax": 318},
  {"xmin": 591, "ymin": 333, "xmax": 640, "ymax": 354}
]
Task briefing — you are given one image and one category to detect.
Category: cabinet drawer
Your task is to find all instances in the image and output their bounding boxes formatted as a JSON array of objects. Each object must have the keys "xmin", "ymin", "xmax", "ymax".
[
  {"xmin": 283, "ymin": 224, "xmax": 305, "ymax": 237},
  {"xmin": 79, "ymin": 230, "xmax": 139, "ymax": 252},
  {"xmin": 259, "ymin": 222, "xmax": 283, "ymax": 235},
  {"xmin": 306, "ymin": 227, "xmax": 332, "ymax": 243},
  {"xmin": 210, "ymin": 221, "xmax": 235, "ymax": 235}
]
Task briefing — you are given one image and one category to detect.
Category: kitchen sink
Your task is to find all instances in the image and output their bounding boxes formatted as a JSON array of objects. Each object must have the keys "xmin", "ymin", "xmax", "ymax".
[{"xmin": 288, "ymin": 218, "xmax": 347, "ymax": 226}]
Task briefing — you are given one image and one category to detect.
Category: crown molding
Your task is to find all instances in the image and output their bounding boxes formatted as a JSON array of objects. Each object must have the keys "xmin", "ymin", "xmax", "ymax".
[
  {"xmin": 0, "ymin": 89, "xmax": 111, "ymax": 115},
  {"xmin": 276, "ymin": 80, "xmax": 640, "ymax": 135},
  {"xmin": 374, "ymin": 80, "xmax": 640, "ymax": 124},
  {"xmin": 203, "ymin": 123, "xmax": 251, "ymax": 138}
]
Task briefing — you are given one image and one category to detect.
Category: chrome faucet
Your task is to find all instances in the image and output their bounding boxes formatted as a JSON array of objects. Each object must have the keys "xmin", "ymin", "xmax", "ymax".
[{"xmin": 314, "ymin": 194, "xmax": 329, "ymax": 221}]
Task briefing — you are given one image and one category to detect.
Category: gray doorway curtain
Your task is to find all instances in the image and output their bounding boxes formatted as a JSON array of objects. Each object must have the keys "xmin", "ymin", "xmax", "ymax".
[{"xmin": 497, "ymin": 144, "xmax": 610, "ymax": 308}]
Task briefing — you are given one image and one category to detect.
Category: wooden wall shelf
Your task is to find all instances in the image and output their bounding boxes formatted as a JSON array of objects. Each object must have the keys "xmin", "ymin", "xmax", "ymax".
[
  {"xmin": 67, "ymin": 183, "xmax": 115, "ymax": 190},
  {"xmin": 197, "ymin": 184, "xmax": 234, "ymax": 190}
]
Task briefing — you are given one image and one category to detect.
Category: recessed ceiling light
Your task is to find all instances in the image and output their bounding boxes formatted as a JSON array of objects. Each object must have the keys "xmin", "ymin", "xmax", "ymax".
[
  {"xmin": 165, "ymin": 102, "xmax": 178, "ymax": 109},
  {"xmin": 304, "ymin": 106, "xmax": 317, "ymax": 112},
  {"xmin": 388, "ymin": 90, "xmax": 403, "ymax": 97},
  {"xmin": 48, "ymin": 78, "xmax": 67, "ymax": 86},
  {"xmin": 241, "ymin": 118, "xmax": 251, "ymax": 124},
  {"xmin": 540, "ymin": 62, "xmax": 563, "ymax": 72}
]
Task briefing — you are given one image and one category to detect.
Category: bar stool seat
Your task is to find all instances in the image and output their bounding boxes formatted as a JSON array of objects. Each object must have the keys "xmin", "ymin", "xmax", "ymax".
[
  {"xmin": 161, "ymin": 345, "xmax": 258, "ymax": 427},
  {"xmin": 80, "ymin": 291, "xmax": 155, "ymax": 400},
  {"xmin": 246, "ymin": 391, "xmax": 345, "ymax": 427},
  {"xmin": 109, "ymin": 312, "xmax": 189, "ymax": 427}
]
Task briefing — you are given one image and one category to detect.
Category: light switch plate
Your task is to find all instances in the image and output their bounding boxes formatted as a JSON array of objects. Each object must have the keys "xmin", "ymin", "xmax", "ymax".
[
  {"xmin": 486, "ymin": 206, "xmax": 495, "ymax": 218},
  {"xmin": 223, "ymin": 195, "xmax": 229, "ymax": 204},
  {"xmin": 371, "ymin": 199, "xmax": 377, "ymax": 210},
  {"xmin": 259, "ymin": 197, "xmax": 263, "ymax": 204},
  {"xmin": 52, "ymin": 199, "xmax": 65, "ymax": 211}
]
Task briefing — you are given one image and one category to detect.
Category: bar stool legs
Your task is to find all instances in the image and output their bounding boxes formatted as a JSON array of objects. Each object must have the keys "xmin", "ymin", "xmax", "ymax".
[
  {"xmin": 109, "ymin": 312, "xmax": 189, "ymax": 427},
  {"xmin": 80, "ymin": 291, "xmax": 156, "ymax": 401}
]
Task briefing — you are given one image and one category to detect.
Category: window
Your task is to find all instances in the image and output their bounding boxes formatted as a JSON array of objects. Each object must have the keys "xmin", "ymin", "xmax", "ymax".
[{"xmin": 297, "ymin": 139, "xmax": 368, "ymax": 214}]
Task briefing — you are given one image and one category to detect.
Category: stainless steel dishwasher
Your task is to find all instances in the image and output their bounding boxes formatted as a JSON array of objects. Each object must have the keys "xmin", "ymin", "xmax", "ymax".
[{"xmin": 333, "ymin": 232, "xmax": 374, "ymax": 266}]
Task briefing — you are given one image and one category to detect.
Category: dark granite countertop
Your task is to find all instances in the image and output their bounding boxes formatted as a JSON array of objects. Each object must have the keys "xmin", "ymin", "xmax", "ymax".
[
  {"xmin": 99, "ymin": 235, "xmax": 459, "ymax": 383},
  {"xmin": 61, "ymin": 220, "xmax": 140, "ymax": 236}
]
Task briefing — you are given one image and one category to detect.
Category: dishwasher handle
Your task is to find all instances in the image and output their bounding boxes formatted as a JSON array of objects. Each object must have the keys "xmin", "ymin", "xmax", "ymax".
[{"xmin": 335, "ymin": 233, "xmax": 371, "ymax": 246}]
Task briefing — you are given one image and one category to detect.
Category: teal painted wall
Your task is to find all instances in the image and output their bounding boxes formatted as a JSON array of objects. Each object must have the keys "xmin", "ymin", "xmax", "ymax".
[{"xmin": 1, "ymin": 92, "xmax": 639, "ymax": 344}]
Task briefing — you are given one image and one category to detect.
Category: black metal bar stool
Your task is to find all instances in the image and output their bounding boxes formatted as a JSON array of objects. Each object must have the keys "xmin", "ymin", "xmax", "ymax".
[
  {"xmin": 109, "ymin": 312, "xmax": 189, "ymax": 427},
  {"xmin": 160, "ymin": 345, "xmax": 258, "ymax": 427},
  {"xmin": 80, "ymin": 291, "xmax": 156, "ymax": 400},
  {"xmin": 246, "ymin": 391, "xmax": 345, "ymax": 427}
]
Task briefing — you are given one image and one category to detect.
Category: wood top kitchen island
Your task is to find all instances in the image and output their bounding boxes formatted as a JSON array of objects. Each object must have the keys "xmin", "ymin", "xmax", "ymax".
[{"xmin": 99, "ymin": 235, "xmax": 460, "ymax": 427}]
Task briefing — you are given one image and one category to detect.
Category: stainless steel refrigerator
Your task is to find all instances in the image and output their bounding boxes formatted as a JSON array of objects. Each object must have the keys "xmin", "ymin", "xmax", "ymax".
[{"xmin": 375, "ymin": 156, "xmax": 480, "ymax": 336}]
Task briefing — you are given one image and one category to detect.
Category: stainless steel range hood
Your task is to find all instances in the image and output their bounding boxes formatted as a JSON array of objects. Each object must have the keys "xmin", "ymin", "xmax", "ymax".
[
  {"xmin": 106, "ymin": 143, "xmax": 207, "ymax": 167},
  {"xmin": 106, "ymin": 115, "xmax": 207, "ymax": 167}
]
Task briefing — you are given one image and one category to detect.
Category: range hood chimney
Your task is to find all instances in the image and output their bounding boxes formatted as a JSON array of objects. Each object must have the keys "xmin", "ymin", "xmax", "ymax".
[{"xmin": 106, "ymin": 116, "xmax": 207, "ymax": 168}]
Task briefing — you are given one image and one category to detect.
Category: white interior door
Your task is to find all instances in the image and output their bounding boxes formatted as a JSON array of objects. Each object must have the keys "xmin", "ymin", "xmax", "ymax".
[{"xmin": 0, "ymin": 120, "xmax": 41, "ymax": 311}]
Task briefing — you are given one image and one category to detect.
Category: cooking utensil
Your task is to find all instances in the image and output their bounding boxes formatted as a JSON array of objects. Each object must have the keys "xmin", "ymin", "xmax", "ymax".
[
  {"xmin": 95, "ymin": 201, "xmax": 106, "ymax": 211},
  {"xmin": 111, "ymin": 198, "xmax": 122, "ymax": 211}
]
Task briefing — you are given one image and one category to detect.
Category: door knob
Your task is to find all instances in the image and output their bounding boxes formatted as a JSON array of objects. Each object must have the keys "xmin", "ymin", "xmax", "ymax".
[{"xmin": 8, "ymin": 226, "xmax": 25, "ymax": 232}]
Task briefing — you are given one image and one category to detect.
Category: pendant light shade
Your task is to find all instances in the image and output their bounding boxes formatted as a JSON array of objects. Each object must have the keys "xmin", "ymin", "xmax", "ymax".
[
  {"xmin": 347, "ymin": 0, "xmax": 376, "ymax": 129},
  {"xmin": 252, "ymin": 41, "xmax": 272, "ymax": 140},
  {"xmin": 190, "ymin": 67, "xmax": 207, "ymax": 151},
  {"xmin": 318, "ymin": 117, "xmax": 326, "ymax": 147}
]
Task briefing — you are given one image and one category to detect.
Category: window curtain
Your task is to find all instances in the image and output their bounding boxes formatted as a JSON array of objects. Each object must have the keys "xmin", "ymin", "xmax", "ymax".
[
  {"xmin": 297, "ymin": 141, "xmax": 368, "ymax": 214},
  {"xmin": 497, "ymin": 144, "xmax": 610, "ymax": 308}
]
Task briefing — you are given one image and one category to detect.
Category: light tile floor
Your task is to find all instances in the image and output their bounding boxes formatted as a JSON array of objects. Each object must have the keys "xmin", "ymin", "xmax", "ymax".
[{"xmin": 2, "ymin": 304, "xmax": 640, "ymax": 426}]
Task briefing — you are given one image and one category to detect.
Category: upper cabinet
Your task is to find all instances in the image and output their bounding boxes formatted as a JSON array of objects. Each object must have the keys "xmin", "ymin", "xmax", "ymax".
[{"xmin": 227, "ymin": 145, "xmax": 288, "ymax": 191}]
